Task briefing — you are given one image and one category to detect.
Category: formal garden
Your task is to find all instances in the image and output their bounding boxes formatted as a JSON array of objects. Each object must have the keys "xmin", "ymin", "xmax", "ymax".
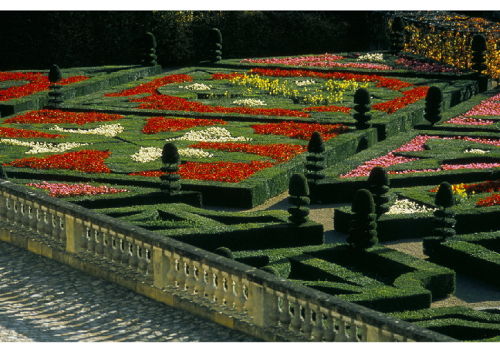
[{"xmin": 0, "ymin": 11, "xmax": 499, "ymax": 342}]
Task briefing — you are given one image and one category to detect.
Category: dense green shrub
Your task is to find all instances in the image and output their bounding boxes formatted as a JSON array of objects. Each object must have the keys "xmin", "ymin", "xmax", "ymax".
[
  {"xmin": 353, "ymin": 88, "xmax": 372, "ymax": 130},
  {"xmin": 424, "ymin": 86, "xmax": 443, "ymax": 125},
  {"xmin": 433, "ymin": 182, "xmax": 457, "ymax": 240},
  {"xmin": 288, "ymin": 173, "xmax": 310, "ymax": 225},
  {"xmin": 348, "ymin": 189, "xmax": 378, "ymax": 249},
  {"xmin": 208, "ymin": 27, "xmax": 222, "ymax": 62},
  {"xmin": 471, "ymin": 34, "xmax": 487, "ymax": 75},
  {"xmin": 159, "ymin": 143, "xmax": 181, "ymax": 195},
  {"xmin": 141, "ymin": 32, "xmax": 158, "ymax": 66},
  {"xmin": 367, "ymin": 166, "xmax": 391, "ymax": 217},
  {"xmin": 389, "ymin": 16, "xmax": 405, "ymax": 53},
  {"xmin": 305, "ymin": 131, "xmax": 326, "ymax": 188},
  {"xmin": 214, "ymin": 246, "xmax": 234, "ymax": 259},
  {"xmin": 47, "ymin": 64, "xmax": 63, "ymax": 109}
]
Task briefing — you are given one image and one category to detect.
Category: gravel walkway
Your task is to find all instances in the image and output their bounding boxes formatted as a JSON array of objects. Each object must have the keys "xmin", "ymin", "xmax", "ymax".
[{"xmin": 0, "ymin": 241, "xmax": 258, "ymax": 342}]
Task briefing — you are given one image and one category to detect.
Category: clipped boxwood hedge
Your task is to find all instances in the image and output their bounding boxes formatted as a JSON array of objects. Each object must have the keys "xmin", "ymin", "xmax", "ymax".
[{"xmin": 234, "ymin": 243, "xmax": 455, "ymax": 312}]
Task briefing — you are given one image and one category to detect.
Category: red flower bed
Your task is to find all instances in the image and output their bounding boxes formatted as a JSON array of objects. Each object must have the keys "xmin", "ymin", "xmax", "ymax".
[
  {"xmin": 0, "ymin": 72, "xmax": 89, "ymax": 101},
  {"xmin": 372, "ymin": 86, "xmax": 429, "ymax": 114},
  {"xmin": 189, "ymin": 142, "xmax": 306, "ymax": 163},
  {"xmin": 129, "ymin": 160, "xmax": 273, "ymax": 183},
  {"xmin": 303, "ymin": 105, "xmax": 352, "ymax": 113},
  {"xmin": 4, "ymin": 109, "xmax": 124, "ymax": 125},
  {"xmin": 252, "ymin": 121, "xmax": 349, "ymax": 140},
  {"xmin": 132, "ymin": 94, "xmax": 310, "ymax": 118},
  {"xmin": 476, "ymin": 193, "xmax": 500, "ymax": 207},
  {"xmin": 105, "ymin": 74, "xmax": 193, "ymax": 97},
  {"xmin": 0, "ymin": 126, "xmax": 63, "ymax": 139},
  {"xmin": 430, "ymin": 180, "xmax": 500, "ymax": 194},
  {"xmin": 248, "ymin": 68, "xmax": 414, "ymax": 91},
  {"xmin": 211, "ymin": 73, "xmax": 246, "ymax": 80},
  {"xmin": 4, "ymin": 150, "xmax": 112, "ymax": 173},
  {"xmin": 142, "ymin": 116, "xmax": 227, "ymax": 134}
]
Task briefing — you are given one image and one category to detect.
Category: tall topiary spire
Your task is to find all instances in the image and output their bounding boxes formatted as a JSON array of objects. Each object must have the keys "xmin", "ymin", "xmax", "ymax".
[
  {"xmin": 424, "ymin": 86, "xmax": 443, "ymax": 126},
  {"xmin": 471, "ymin": 34, "xmax": 487, "ymax": 75},
  {"xmin": 433, "ymin": 182, "xmax": 456, "ymax": 241},
  {"xmin": 159, "ymin": 142, "xmax": 181, "ymax": 195},
  {"xmin": 47, "ymin": 64, "xmax": 63, "ymax": 109},
  {"xmin": 390, "ymin": 16, "xmax": 405, "ymax": 53},
  {"xmin": 288, "ymin": 173, "xmax": 310, "ymax": 225},
  {"xmin": 141, "ymin": 32, "xmax": 158, "ymax": 66},
  {"xmin": 367, "ymin": 166, "xmax": 391, "ymax": 217},
  {"xmin": 347, "ymin": 189, "xmax": 378, "ymax": 249},
  {"xmin": 305, "ymin": 131, "xmax": 326, "ymax": 188},
  {"xmin": 353, "ymin": 88, "xmax": 372, "ymax": 130},
  {"xmin": 208, "ymin": 28, "xmax": 222, "ymax": 62}
]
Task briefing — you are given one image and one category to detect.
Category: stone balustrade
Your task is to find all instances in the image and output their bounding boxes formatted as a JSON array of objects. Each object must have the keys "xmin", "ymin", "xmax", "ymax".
[{"xmin": 0, "ymin": 179, "xmax": 454, "ymax": 342}]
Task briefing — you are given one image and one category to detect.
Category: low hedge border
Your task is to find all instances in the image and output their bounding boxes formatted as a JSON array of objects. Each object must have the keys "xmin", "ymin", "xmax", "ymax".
[
  {"xmin": 313, "ymin": 130, "xmax": 500, "ymax": 203},
  {"xmin": 3, "ymin": 126, "xmax": 377, "ymax": 208},
  {"xmin": 62, "ymin": 65, "xmax": 479, "ymax": 141},
  {"xmin": 91, "ymin": 202, "xmax": 324, "ymax": 252},
  {"xmin": 392, "ymin": 306, "xmax": 500, "ymax": 342},
  {"xmin": 233, "ymin": 243, "xmax": 455, "ymax": 313},
  {"xmin": 0, "ymin": 65, "xmax": 162, "ymax": 117},
  {"xmin": 423, "ymin": 231, "xmax": 500, "ymax": 288}
]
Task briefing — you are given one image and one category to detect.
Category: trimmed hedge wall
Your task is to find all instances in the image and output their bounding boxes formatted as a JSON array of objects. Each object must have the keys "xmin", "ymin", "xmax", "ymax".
[
  {"xmin": 392, "ymin": 306, "xmax": 500, "ymax": 341},
  {"xmin": 423, "ymin": 231, "xmax": 500, "ymax": 288},
  {"xmin": 234, "ymin": 243, "xmax": 455, "ymax": 312}
]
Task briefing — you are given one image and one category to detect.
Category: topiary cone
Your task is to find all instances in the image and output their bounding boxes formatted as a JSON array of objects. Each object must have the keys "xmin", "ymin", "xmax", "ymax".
[
  {"xmin": 435, "ymin": 182, "xmax": 455, "ymax": 208},
  {"xmin": 161, "ymin": 143, "xmax": 180, "ymax": 165},
  {"xmin": 48, "ymin": 64, "xmax": 62, "ymax": 83},
  {"xmin": 367, "ymin": 166, "xmax": 391, "ymax": 217},
  {"xmin": 308, "ymin": 131, "xmax": 325, "ymax": 154},
  {"xmin": 424, "ymin": 86, "xmax": 443, "ymax": 125}
]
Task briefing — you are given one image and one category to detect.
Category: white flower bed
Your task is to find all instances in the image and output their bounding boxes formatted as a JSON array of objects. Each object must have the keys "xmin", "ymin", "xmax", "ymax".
[
  {"xmin": 0, "ymin": 139, "xmax": 88, "ymax": 154},
  {"xmin": 232, "ymin": 98, "xmax": 267, "ymax": 106},
  {"xmin": 356, "ymin": 53, "xmax": 384, "ymax": 62},
  {"xmin": 165, "ymin": 127, "xmax": 252, "ymax": 143},
  {"xmin": 386, "ymin": 198, "xmax": 435, "ymax": 215},
  {"xmin": 464, "ymin": 148, "xmax": 489, "ymax": 154},
  {"xmin": 50, "ymin": 123, "xmax": 124, "ymax": 137},
  {"xmin": 179, "ymin": 83, "xmax": 212, "ymax": 91},
  {"xmin": 294, "ymin": 79, "xmax": 316, "ymax": 86},
  {"xmin": 131, "ymin": 146, "xmax": 214, "ymax": 163}
]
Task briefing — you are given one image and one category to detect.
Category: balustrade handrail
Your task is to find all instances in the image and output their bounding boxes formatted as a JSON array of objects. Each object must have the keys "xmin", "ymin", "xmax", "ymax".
[{"xmin": 0, "ymin": 179, "xmax": 454, "ymax": 342}]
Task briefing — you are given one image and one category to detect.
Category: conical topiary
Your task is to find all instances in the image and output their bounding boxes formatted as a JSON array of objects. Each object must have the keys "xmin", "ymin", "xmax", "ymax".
[
  {"xmin": 288, "ymin": 173, "xmax": 310, "ymax": 225},
  {"xmin": 47, "ymin": 64, "xmax": 63, "ymax": 109},
  {"xmin": 433, "ymin": 182, "xmax": 456, "ymax": 241},
  {"xmin": 353, "ymin": 88, "xmax": 372, "ymax": 130},
  {"xmin": 471, "ymin": 34, "xmax": 487, "ymax": 75},
  {"xmin": 424, "ymin": 86, "xmax": 443, "ymax": 126},
  {"xmin": 305, "ymin": 131, "xmax": 326, "ymax": 187},
  {"xmin": 347, "ymin": 189, "xmax": 378, "ymax": 249},
  {"xmin": 159, "ymin": 142, "xmax": 181, "ymax": 195},
  {"xmin": 214, "ymin": 247, "xmax": 234, "ymax": 259},
  {"xmin": 367, "ymin": 166, "xmax": 391, "ymax": 217},
  {"xmin": 208, "ymin": 28, "xmax": 222, "ymax": 62},
  {"xmin": 390, "ymin": 17, "xmax": 405, "ymax": 53},
  {"xmin": 140, "ymin": 32, "xmax": 158, "ymax": 66}
]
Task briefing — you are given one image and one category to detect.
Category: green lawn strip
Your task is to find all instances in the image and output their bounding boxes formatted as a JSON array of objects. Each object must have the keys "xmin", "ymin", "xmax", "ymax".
[
  {"xmin": 91, "ymin": 202, "xmax": 323, "ymax": 251},
  {"xmin": 314, "ymin": 130, "xmax": 500, "ymax": 203},
  {"xmin": 234, "ymin": 243, "xmax": 454, "ymax": 312},
  {"xmin": 423, "ymin": 231, "xmax": 500, "ymax": 287},
  {"xmin": 333, "ymin": 183, "xmax": 500, "ymax": 240},
  {"xmin": 391, "ymin": 306, "xmax": 500, "ymax": 342},
  {"xmin": 0, "ymin": 65, "xmax": 162, "ymax": 117}
]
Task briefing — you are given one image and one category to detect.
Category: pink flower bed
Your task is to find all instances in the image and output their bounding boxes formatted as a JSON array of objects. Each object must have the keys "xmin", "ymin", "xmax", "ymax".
[
  {"xmin": 27, "ymin": 181, "xmax": 128, "ymax": 197},
  {"xmin": 341, "ymin": 135, "xmax": 500, "ymax": 178},
  {"xmin": 444, "ymin": 116, "xmax": 495, "ymax": 125},
  {"xmin": 463, "ymin": 101, "xmax": 500, "ymax": 117},
  {"xmin": 241, "ymin": 54, "xmax": 393, "ymax": 70}
]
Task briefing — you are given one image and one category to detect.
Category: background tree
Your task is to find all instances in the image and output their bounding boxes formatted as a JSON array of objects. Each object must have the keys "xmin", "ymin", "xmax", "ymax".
[
  {"xmin": 159, "ymin": 143, "xmax": 182, "ymax": 195},
  {"xmin": 208, "ymin": 27, "xmax": 222, "ymax": 62},
  {"xmin": 347, "ymin": 189, "xmax": 378, "ymax": 249},
  {"xmin": 433, "ymin": 182, "xmax": 456, "ymax": 241},
  {"xmin": 471, "ymin": 34, "xmax": 487, "ymax": 75},
  {"xmin": 390, "ymin": 16, "xmax": 405, "ymax": 53},
  {"xmin": 367, "ymin": 166, "xmax": 391, "ymax": 217},
  {"xmin": 141, "ymin": 32, "xmax": 158, "ymax": 66},
  {"xmin": 288, "ymin": 173, "xmax": 310, "ymax": 225}
]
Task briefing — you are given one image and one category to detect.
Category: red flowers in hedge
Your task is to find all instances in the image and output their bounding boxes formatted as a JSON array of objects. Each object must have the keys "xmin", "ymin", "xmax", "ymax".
[
  {"xmin": 252, "ymin": 121, "xmax": 349, "ymax": 140},
  {"xmin": 189, "ymin": 142, "xmax": 307, "ymax": 162},
  {"xmin": 4, "ymin": 150, "xmax": 112, "ymax": 173},
  {"xmin": 132, "ymin": 94, "xmax": 310, "ymax": 118},
  {"xmin": 0, "ymin": 127, "xmax": 63, "ymax": 139},
  {"xmin": 303, "ymin": 105, "xmax": 352, "ymax": 113},
  {"xmin": 142, "ymin": 116, "xmax": 227, "ymax": 134},
  {"xmin": 4, "ymin": 109, "xmax": 124, "ymax": 125},
  {"xmin": 0, "ymin": 72, "xmax": 89, "ymax": 101},
  {"xmin": 372, "ymin": 86, "xmax": 429, "ymax": 114},
  {"xmin": 476, "ymin": 193, "xmax": 500, "ymax": 207},
  {"xmin": 211, "ymin": 73, "xmax": 245, "ymax": 80},
  {"xmin": 130, "ymin": 160, "xmax": 273, "ymax": 183},
  {"xmin": 105, "ymin": 74, "xmax": 193, "ymax": 97}
]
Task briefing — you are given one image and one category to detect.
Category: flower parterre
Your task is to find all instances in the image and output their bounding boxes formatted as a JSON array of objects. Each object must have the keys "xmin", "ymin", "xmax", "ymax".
[
  {"xmin": 252, "ymin": 121, "xmax": 349, "ymax": 140},
  {"xmin": 4, "ymin": 110, "xmax": 124, "ymax": 125},
  {"xmin": 27, "ymin": 181, "xmax": 128, "ymax": 197},
  {"xmin": 342, "ymin": 135, "xmax": 500, "ymax": 178},
  {"xmin": 142, "ymin": 116, "xmax": 227, "ymax": 134},
  {"xmin": 429, "ymin": 180, "xmax": 500, "ymax": 207},
  {"xmin": 0, "ymin": 72, "xmax": 89, "ymax": 101},
  {"xmin": 0, "ymin": 126, "xmax": 63, "ymax": 139}
]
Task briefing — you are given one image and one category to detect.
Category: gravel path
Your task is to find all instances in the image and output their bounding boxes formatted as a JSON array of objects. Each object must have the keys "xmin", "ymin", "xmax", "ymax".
[{"xmin": 0, "ymin": 241, "xmax": 258, "ymax": 342}]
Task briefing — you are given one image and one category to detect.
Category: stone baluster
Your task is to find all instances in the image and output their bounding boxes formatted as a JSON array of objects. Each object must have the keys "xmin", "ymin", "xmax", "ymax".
[
  {"xmin": 144, "ymin": 245, "xmax": 153, "ymax": 275},
  {"xmin": 192, "ymin": 261, "xmax": 204, "ymax": 295},
  {"xmin": 26, "ymin": 202, "xmax": 35, "ymax": 230},
  {"xmin": 213, "ymin": 269, "xmax": 225, "ymax": 305},
  {"xmin": 120, "ymin": 237, "xmax": 130, "ymax": 265},
  {"xmin": 16, "ymin": 199, "xmax": 25, "ymax": 226},
  {"xmin": 94, "ymin": 228, "xmax": 104, "ymax": 256},
  {"xmin": 11, "ymin": 198, "xmax": 20, "ymax": 225},
  {"xmin": 289, "ymin": 297, "xmax": 302, "ymax": 333},
  {"xmin": 127, "ymin": 239, "xmax": 139, "ymax": 269},
  {"xmin": 265, "ymin": 287, "xmax": 280, "ymax": 327},
  {"xmin": 137, "ymin": 244, "xmax": 148, "ymax": 274},
  {"xmin": 335, "ymin": 317, "xmax": 347, "ymax": 341},
  {"xmin": 101, "ymin": 230, "xmax": 111, "ymax": 260},
  {"xmin": 58, "ymin": 213, "xmax": 66, "ymax": 244},
  {"xmin": 203, "ymin": 266, "xmax": 217, "ymax": 302},
  {"xmin": 110, "ymin": 234, "xmax": 121, "ymax": 262},
  {"xmin": 354, "ymin": 321, "xmax": 366, "ymax": 341},
  {"xmin": 321, "ymin": 309, "xmax": 334, "ymax": 341},
  {"xmin": 232, "ymin": 275, "xmax": 245, "ymax": 311},
  {"xmin": 174, "ymin": 256, "xmax": 187, "ymax": 290},
  {"xmin": 165, "ymin": 251, "xmax": 177, "ymax": 288},
  {"xmin": 310, "ymin": 304, "xmax": 323, "ymax": 341},
  {"xmin": 183, "ymin": 258, "xmax": 196, "ymax": 293},
  {"xmin": 278, "ymin": 293, "xmax": 291, "ymax": 329},
  {"xmin": 0, "ymin": 193, "xmax": 6, "ymax": 221},
  {"xmin": 87, "ymin": 227, "xmax": 97, "ymax": 254},
  {"xmin": 221, "ymin": 272, "xmax": 235, "ymax": 308},
  {"xmin": 300, "ymin": 301, "xmax": 312, "ymax": 337},
  {"xmin": 4, "ymin": 197, "xmax": 12, "ymax": 222}
]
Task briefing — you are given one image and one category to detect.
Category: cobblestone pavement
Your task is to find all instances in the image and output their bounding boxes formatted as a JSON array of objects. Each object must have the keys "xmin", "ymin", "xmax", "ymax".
[{"xmin": 0, "ymin": 241, "xmax": 259, "ymax": 342}]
